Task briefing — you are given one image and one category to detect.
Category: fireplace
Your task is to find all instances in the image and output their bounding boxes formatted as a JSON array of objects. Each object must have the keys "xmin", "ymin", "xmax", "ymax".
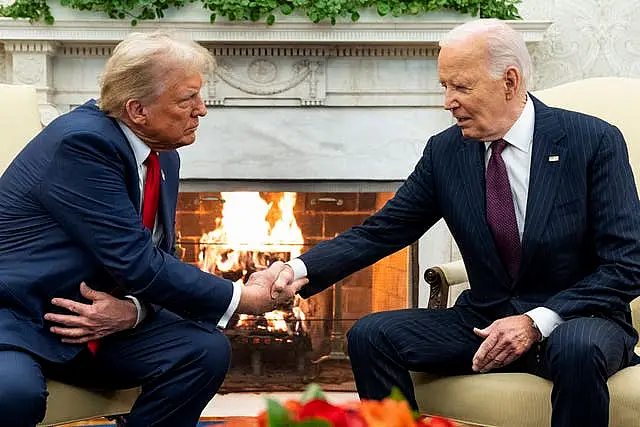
[{"xmin": 176, "ymin": 185, "xmax": 417, "ymax": 391}]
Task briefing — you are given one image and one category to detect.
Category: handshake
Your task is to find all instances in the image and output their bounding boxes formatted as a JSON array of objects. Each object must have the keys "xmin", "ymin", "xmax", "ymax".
[{"xmin": 236, "ymin": 261, "xmax": 308, "ymax": 315}]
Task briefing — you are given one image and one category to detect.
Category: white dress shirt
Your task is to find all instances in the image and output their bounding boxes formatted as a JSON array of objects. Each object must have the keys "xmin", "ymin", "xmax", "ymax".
[
  {"xmin": 288, "ymin": 96, "xmax": 564, "ymax": 339},
  {"xmin": 117, "ymin": 121, "xmax": 240, "ymax": 329}
]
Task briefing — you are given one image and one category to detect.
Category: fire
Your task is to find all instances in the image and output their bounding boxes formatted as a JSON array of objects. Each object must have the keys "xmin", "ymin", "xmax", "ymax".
[{"xmin": 198, "ymin": 192, "xmax": 307, "ymax": 333}]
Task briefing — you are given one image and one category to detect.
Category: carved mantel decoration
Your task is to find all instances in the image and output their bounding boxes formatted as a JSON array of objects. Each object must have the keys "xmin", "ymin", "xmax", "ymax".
[{"xmin": 0, "ymin": 12, "xmax": 551, "ymax": 121}]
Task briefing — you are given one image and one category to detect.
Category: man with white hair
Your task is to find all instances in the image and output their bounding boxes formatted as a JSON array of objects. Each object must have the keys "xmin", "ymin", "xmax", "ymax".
[{"xmin": 275, "ymin": 19, "xmax": 640, "ymax": 426}]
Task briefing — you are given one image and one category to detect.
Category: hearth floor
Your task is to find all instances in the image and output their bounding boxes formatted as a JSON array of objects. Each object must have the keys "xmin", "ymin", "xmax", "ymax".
[{"xmin": 202, "ymin": 391, "xmax": 360, "ymax": 417}]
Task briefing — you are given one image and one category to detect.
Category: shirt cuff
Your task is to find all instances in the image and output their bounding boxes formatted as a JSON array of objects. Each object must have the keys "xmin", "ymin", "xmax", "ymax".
[
  {"xmin": 286, "ymin": 258, "xmax": 308, "ymax": 280},
  {"xmin": 526, "ymin": 307, "xmax": 564, "ymax": 339},
  {"xmin": 124, "ymin": 295, "xmax": 146, "ymax": 328},
  {"xmin": 216, "ymin": 280, "xmax": 243, "ymax": 329}
]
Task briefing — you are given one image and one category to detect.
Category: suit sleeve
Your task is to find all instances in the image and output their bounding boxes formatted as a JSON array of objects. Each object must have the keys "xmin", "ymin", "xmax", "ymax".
[
  {"xmin": 298, "ymin": 138, "xmax": 442, "ymax": 298},
  {"xmin": 34, "ymin": 132, "xmax": 234, "ymax": 324},
  {"xmin": 544, "ymin": 125, "xmax": 640, "ymax": 318}
]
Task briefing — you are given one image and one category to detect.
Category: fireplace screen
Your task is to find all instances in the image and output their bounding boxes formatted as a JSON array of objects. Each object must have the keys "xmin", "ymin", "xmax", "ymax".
[{"xmin": 176, "ymin": 190, "xmax": 416, "ymax": 392}]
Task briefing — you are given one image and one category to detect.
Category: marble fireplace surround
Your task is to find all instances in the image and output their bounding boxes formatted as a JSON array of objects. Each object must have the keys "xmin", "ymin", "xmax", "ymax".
[{"xmin": 0, "ymin": 10, "xmax": 550, "ymax": 305}]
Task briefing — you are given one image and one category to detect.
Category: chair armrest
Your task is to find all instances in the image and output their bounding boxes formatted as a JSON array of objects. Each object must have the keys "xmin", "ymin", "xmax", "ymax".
[{"xmin": 424, "ymin": 260, "xmax": 468, "ymax": 309}]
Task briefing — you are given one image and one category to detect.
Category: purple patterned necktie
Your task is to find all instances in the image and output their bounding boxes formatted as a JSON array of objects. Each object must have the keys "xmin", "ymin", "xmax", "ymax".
[{"xmin": 486, "ymin": 139, "xmax": 521, "ymax": 279}]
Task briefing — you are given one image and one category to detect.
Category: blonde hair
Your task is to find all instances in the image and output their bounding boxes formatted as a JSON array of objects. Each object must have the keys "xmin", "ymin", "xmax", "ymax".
[
  {"xmin": 440, "ymin": 19, "xmax": 533, "ymax": 90},
  {"xmin": 99, "ymin": 31, "xmax": 215, "ymax": 117}
]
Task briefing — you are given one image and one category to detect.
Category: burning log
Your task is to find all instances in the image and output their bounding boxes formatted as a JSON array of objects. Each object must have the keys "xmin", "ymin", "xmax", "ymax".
[{"xmin": 196, "ymin": 192, "xmax": 312, "ymax": 378}]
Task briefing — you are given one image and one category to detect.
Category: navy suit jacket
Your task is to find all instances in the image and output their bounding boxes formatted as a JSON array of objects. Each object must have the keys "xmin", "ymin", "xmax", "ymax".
[
  {"xmin": 0, "ymin": 101, "xmax": 234, "ymax": 362},
  {"xmin": 299, "ymin": 96, "xmax": 640, "ymax": 338}
]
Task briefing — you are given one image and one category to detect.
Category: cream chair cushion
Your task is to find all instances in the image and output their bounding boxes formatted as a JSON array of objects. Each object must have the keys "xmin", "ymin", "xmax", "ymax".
[
  {"xmin": 0, "ymin": 83, "xmax": 140, "ymax": 426},
  {"xmin": 413, "ymin": 77, "xmax": 640, "ymax": 427},
  {"xmin": 41, "ymin": 382, "xmax": 141, "ymax": 426}
]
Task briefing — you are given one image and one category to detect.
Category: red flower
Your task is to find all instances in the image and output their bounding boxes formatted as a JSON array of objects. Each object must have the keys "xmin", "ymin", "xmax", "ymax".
[
  {"xmin": 298, "ymin": 399, "xmax": 351, "ymax": 427},
  {"xmin": 425, "ymin": 416, "xmax": 456, "ymax": 427}
]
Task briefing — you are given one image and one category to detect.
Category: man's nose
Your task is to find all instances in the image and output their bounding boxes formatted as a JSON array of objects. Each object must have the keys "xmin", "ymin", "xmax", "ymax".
[
  {"xmin": 194, "ymin": 95, "xmax": 207, "ymax": 117},
  {"xmin": 443, "ymin": 89, "xmax": 456, "ymax": 110}
]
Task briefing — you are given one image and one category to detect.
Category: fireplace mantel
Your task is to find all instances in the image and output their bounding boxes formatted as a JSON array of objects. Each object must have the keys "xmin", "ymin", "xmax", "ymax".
[
  {"xmin": 0, "ymin": 13, "xmax": 552, "ymax": 179},
  {"xmin": 0, "ymin": 9, "xmax": 552, "ymax": 179},
  {"xmin": 0, "ymin": 13, "xmax": 550, "ymax": 118}
]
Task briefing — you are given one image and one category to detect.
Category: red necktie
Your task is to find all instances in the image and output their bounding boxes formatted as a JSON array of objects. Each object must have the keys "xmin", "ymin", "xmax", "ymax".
[
  {"xmin": 87, "ymin": 151, "xmax": 160, "ymax": 355},
  {"xmin": 486, "ymin": 139, "xmax": 521, "ymax": 280},
  {"xmin": 141, "ymin": 151, "xmax": 161, "ymax": 231}
]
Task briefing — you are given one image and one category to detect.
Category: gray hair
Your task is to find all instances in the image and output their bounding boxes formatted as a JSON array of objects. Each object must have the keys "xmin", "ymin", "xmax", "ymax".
[
  {"xmin": 440, "ymin": 19, "xmax": 533, "ymax": 90},
  {"xmin": 99, "ymin": 31, "xmax": 215, "ymax": 118}
]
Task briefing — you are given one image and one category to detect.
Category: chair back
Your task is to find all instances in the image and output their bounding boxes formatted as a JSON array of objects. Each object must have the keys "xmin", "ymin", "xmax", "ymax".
[
  {"xmin": 0, "ymin": 83, "xmax": 42, "ymax": 174},
  {"xmin": 532, "ymin": 77, "xmax": 640, "ymax": 336}
]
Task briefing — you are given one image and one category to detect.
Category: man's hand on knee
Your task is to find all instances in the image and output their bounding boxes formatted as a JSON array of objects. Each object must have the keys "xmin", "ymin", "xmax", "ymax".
[
  {"xmin": 471, "ymin": 314, "xmax": 541, "ymax": 373},
  {"xmin": 44, "ymin": 282, "xmax": 138, "ymax": 343}
]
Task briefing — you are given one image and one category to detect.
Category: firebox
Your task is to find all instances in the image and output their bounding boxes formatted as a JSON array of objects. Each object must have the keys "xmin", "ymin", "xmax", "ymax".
[{"xmin": 175, "ymin": 183, "xmax": 419, "ymax": 392}]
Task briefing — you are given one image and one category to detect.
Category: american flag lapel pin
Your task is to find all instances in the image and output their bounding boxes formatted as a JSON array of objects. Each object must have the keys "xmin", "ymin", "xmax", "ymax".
[
  {"xmin": 161, "ymin": 170, "xmax": 166, "ymax": 181},
  {"xmin": 548, "ymin": 155, "xmax": 560, "ymax": 162}
]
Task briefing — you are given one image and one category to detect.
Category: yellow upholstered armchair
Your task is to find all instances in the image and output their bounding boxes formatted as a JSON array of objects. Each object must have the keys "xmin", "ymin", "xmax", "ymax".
[
  {"xmin": 0, "ymin": 83, "xmax": 140, "ymax": 426},
  {"xmin": 414, "ymin": 77, "xmax": 640, "ymax": 427}
]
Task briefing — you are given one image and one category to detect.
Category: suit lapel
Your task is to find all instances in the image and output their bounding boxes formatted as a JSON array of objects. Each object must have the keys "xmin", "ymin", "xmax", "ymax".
[
  {"xmin": 519, "ymin": 97, "xmax": 567, "ymax": 278},
  {"xmin": 91, "ymin": 103, "xmax": 142, "ymax": 215},
  {"xmin": 157, "ymin": 153, "xmax": 174, "ymax": 252},
  {"xmin": 457, "ymin": 139, "xmax": 511, "ymax": 284}
]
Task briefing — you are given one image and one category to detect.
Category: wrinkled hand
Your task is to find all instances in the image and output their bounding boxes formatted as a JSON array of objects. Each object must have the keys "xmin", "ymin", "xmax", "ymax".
[
  {"xmin": 237, "ymin": 262, "xmax": 308, "ymax": 315},
  {"xmin": 272, "ymin": 264, "xmax": 308, "ymax": 298},
  {"xmin": 44, "ymin": 282, "xmax": 137, "ymax": 344},
  {"xmin": 472, "ymin": 314, "xmax": 541, "ymax": 373}
]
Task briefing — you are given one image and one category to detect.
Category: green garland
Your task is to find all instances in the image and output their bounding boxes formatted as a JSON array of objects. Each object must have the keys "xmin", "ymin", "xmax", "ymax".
[{"xmin": 0, "ymin": 0, "xmax": 521, "ymax": 26}]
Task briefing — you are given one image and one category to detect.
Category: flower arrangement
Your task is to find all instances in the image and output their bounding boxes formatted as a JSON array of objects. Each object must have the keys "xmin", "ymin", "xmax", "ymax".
[{"xmin": 224, "ymin": 384, "xmax": 456, "ymax": 427}]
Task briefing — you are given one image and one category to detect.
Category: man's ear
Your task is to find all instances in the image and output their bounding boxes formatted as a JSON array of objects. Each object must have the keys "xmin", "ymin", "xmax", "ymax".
[
  {"xmin": 123, "ymin": 99, "xmax": 147, "ymax": 125},
  {"xmin": 503, "ymin": 66, "xmax": 521, "ymax": 101}
]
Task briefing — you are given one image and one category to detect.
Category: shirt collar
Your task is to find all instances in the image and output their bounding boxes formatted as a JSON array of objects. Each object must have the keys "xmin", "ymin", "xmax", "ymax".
[
  {"xmin": 117, "ymin": 120, "xmax": 151, "ymax": 168},
  {"xmin": 484, "ymin": 95, "xmax": 535, "ymax": 153}
]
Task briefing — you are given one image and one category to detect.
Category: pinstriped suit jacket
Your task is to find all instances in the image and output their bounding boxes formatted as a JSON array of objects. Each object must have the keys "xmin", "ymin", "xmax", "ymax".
[{"xmin": 299, "ymin": 95, "xmax": 640, "ymax": 338}]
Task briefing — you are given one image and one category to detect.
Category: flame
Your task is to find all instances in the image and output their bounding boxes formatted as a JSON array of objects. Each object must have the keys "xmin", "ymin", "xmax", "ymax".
[{"xmin": 198, "ymin": 192, "xmax": 306, "ymax": 334}]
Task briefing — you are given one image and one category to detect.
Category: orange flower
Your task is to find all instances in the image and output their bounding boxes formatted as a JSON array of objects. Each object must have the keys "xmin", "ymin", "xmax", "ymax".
[{"xmin": 358, "ymin": 399, "xmax": 416, "ymax": 427}]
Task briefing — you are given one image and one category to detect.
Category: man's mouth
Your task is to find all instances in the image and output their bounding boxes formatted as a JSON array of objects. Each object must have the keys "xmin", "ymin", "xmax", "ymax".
[{"xmin": 455, "ymin": 117, "xmax": 470, "ymax": 125}]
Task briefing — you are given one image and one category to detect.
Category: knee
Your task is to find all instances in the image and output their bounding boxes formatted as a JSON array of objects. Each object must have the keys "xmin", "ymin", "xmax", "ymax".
[
  {"xmin": 548, "ymin": 334, "xmax": 606, "ymax": 373},
  {"xmin": 0, "ymin": 380, "xmax": 46, "ymax": 425},
  {"xmin": 190, "ymin": 330, "xmax": 232, "ymax": 380},
  {"xmin": 346, "ymin": 312, "xmax": 386, "ymax": 354}
]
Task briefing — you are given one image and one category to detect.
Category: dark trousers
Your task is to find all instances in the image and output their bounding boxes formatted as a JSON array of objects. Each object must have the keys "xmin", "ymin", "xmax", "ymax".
[
  {"xmin": 0, "ymin": 309, "xmax": 231, "ymax": 427},
  {"xmin": 346, "ymin": 307, "xmax": 637, "ymax": 427}
]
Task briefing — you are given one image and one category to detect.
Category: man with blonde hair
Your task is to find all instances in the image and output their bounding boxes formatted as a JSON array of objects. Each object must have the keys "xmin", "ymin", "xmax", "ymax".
[
  {"xmin": 0, "ymin": 31, "xmax": 300, "ymax": 426},
  {"xmin": 275, "ymin": 19, "xmax": 640, "ymax": 427}
]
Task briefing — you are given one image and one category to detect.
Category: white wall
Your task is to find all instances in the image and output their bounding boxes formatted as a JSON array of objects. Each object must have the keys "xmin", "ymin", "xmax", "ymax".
[{"xmin": 520, "ymin": 0, "xmax": 640, "ymax": 88}]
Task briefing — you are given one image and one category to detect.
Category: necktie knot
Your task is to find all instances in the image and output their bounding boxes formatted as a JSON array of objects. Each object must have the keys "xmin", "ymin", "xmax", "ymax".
[
  {"xmin": 490, "ymin": 139, "xmax": 507, "ymax": 156},
  {"xmin": 145, "ymin": 151, "xmax": 159, "ymax": 168}
]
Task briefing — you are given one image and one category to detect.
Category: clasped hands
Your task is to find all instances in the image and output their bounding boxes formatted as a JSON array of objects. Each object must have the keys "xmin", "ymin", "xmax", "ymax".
[{"xmin": 237, "ymin": 261, "xmax": 307, "ymax": 315}]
